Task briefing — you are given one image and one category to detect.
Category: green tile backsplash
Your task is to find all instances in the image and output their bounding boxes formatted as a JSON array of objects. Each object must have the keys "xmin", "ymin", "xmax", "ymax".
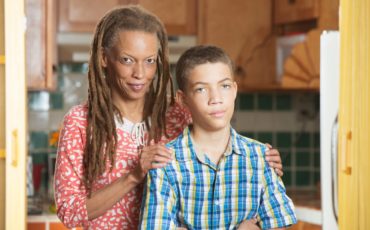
[
  {"xmin": 49, "ymin": 92, "xmax": 64, "ymax": 110},
  {"xmin": 296, "ymin": 170, "xmax": 311, "ymax": 186},
  {"xmin": 238, "ymin": 93, "xmax": 254, "ymax": 110},
  {"xmin": 276, "ymin": 94, "xmax": 292, "ymax": 110},
  {"xmin": 239, "ymin": 132, "xmax": 255, "ymax": 139},
  {"xmin": 277, "ymin": 132, "xmax": 292, "ymax": 148},
  {"xmin": 59, "ymin": 63, "xmax": 88, "ymax": 74},
  {"xmin": 234, "ymin": 92, "xmax": 320, "ymax": 190},
  {"xmin": 29, "ymin": 131, "xmax": 49, "ymax": 150},
  {"xmin": 282, "ymin": 151, "xmax": 292, "ymax": 167},
  {"xmin": 257, "ymin": 94, "xmax": 273, "ymax": 110},
  {"xmin": 296, "ymin": 151, "xmax": 311, "ymax": 167},
  {"xmin": 282, "ymin": 170, "xmax": 292, "ymax": 186},
  {"xmin": 257, "ymin": 132, "xmax": 274, "ymax": 145},
  {"xmin": 295, "ymin": 132, "xmax": 311, "ymax": 148}
]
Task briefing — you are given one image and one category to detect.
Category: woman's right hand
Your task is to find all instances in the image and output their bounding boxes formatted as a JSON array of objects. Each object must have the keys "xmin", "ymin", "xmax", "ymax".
[{"xmin": 131, "ymin": 142, "xmax": 173, "ymax": 182}]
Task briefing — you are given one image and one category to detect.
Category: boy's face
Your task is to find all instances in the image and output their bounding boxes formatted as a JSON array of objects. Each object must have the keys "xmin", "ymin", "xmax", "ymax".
[{"xmin": 180, "ymin": 62, "xmax": 237, "ymax": 132}]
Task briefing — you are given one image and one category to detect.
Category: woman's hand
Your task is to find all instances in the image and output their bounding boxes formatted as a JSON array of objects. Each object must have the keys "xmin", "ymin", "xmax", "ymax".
[
  {"xmin": 265, "ymin": 143, "xmax": 284, "ymax": 176},
  {"xmin": 238, "ymin": 218, "xmax": 260, "ymax": 230},
  {"xmin": 131, "ymin": 141, "xmax": 173, "ymax": 183}
]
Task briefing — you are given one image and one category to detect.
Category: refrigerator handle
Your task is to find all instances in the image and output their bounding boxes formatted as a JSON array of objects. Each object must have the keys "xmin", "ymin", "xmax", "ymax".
[{"xmin": 331, "ymin": 114, "xmax": 339, "ymax": 222}]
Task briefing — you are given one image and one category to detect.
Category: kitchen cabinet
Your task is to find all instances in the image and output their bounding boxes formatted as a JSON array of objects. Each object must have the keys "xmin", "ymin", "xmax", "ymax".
[
  {"xmin": 281, "ymin": 29, "xmax": 320, "ymax": 90},
  {"xmin": 58, "ymin": 0, "xmax": 197, "ymax": 35},
  {"xmin": 26, "ymin": 0, "xmax": 57, "ymax": 90},
  {"xmin": 197, "ymin": 0, "xmax": 277, "ymax": 91},
  {"xmin": 338, "ymin": 0, "xmax": 370, "ymax": 229},
  {"xmin": 274, "ymin": 0, "xmax": 319, "ymax": 25}
]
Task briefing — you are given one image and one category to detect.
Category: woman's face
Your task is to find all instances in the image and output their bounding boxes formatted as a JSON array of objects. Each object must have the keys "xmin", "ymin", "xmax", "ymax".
[{"xmin": 102, "ymin": 30, "xmax": 158, "ymax": 103}]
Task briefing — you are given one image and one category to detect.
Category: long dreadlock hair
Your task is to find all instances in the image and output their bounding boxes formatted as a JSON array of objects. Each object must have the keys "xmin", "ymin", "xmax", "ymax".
[{"xmin": 84, "ymin": 5, "xmax": 174, "ymax": 195}]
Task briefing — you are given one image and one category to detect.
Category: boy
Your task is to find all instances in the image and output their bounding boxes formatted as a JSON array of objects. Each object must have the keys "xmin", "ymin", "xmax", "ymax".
[{"xmin": 139, "ymin": 45, "xmax": 297, "ymax": 229}]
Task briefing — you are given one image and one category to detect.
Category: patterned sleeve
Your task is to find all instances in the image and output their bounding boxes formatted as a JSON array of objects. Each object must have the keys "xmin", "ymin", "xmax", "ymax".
[
  {"xmin": 164, "ymin": 101, "xmax": 192, "ymax": 141},
  {"xmin": 258, "ymin": 146, "xmax": 297, "ymax": 229},
  {"xmin": 54, "ymin": 108, "xmax": 89, "ymax": 228},
  {"xmin": 139, "ymin": 167, "xmax": 179, "ymax": 229}
]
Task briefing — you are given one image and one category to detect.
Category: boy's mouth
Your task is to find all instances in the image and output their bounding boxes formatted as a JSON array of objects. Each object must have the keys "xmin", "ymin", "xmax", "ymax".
[{"xmin": 209, "ymin": 110, "xmax": 226, "ymax": 118}]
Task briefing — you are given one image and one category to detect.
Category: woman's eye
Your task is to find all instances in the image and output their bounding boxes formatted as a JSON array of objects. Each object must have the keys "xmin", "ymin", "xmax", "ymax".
[
  {"xmin": 146, "ymin": 58, "xmax": 157, "ymax": 64},
  {"xmin": 120, "ymin": 57, "xmax": 133, "ymax": 64}
]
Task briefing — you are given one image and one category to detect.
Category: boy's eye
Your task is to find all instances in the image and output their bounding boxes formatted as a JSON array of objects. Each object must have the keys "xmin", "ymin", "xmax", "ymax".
[
  {"xmin": 119, "ymin": 57, "xmax": 134, "ymax": 64},
  {"xmin": 194, "ymin": 87, "xmax": 206, "ymax": 93},
  {"xmin": 222, "ymin": 84, "xmax": 232, "ymax": 89}
]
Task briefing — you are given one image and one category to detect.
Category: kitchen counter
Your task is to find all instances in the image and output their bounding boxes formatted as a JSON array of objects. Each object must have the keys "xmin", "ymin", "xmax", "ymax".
[{"xmin": 288, "ymin": 189, "xmax": 322, "ymax": 226}]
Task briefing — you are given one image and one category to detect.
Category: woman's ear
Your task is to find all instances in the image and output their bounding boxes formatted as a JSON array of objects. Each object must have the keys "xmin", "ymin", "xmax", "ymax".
[{"xmin": 101, "ymin": 49, "xmax": 108, "ymax": 68}]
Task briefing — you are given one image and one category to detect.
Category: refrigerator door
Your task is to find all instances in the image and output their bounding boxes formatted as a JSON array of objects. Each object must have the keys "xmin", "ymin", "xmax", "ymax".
[{"xmin": 320, "ymin": 31, "xmax": 339, "ymax": 230}]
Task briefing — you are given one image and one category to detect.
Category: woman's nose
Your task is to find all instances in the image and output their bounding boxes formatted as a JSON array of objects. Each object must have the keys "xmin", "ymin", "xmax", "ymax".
[{"xmin": 133, "ymin": 63, "xmax": 144, "ymax": 79}]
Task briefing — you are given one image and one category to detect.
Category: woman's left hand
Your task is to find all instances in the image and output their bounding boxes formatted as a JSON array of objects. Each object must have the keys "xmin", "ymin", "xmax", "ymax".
[{"xmin": 265, "ymin": 143, "xmax": 284, "ymax": 176}]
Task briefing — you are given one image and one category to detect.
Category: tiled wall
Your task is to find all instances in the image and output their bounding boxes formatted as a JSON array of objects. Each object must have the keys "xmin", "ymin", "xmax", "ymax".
[
  {"xmin": 233, "ymin": 92, "xmax": 320, "ymax": 190},
  {"xmin": 27, "ymin": 63, "xmax": 320, "ymax": 195},
  {"xmin": 28, "ymin": 63, "xmax": 88, "ymax": 195}
]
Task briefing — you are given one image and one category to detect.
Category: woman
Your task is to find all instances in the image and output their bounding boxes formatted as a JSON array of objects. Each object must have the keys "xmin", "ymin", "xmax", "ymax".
[{"xmin": 54, "ymin": 5, "xmax": 283, "ymax": 229}]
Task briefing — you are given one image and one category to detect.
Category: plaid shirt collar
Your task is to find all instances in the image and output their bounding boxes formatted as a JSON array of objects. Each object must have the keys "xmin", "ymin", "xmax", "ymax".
[{"xmin": 174, "ymin": 126, "xmax": 249, "ymax": 163}]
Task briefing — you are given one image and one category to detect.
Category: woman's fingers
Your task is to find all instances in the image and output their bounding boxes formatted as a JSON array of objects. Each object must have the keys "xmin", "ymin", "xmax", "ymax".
[
  {"xmin": 268, "ymin": 162, "xmax": 283, "ymax": 171},
  {"xmin": 274, "ymin": 168, "xmax": 284, "ymax": 177}
]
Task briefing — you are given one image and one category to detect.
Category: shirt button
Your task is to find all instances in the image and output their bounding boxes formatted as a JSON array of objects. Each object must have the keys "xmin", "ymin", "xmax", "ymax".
[{"xmin": 214, "ymin": 200, "xmax": 220, "ymax": 206}]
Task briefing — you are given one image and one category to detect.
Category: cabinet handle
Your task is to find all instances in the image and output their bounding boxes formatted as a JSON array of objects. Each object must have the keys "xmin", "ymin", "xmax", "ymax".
[
  {"xmin": 0, "ymin": 55, "xmax": 5, "ymax": 65},
  {"xmin": 340, "ymin": 131, "xmax": 352, "ymax": 174},
  {"xmin": 0, "ymin": 149, "xmax": 5, "ymax": 159},
  {"xmin": 11, "ymin": 129, "xmax": 18, "ymax": 167}
]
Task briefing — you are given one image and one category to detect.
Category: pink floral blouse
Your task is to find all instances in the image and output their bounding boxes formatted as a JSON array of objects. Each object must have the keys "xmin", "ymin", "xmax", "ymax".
[{"xmin": 54, "ymin": 102, "xmax": 191, "ymax": 229}]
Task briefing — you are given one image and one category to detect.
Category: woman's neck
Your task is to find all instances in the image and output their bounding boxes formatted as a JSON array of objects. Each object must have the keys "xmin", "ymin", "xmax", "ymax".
[
  {"xmin": 112, "ymin": 93, "xmax": 145, "ymax": 123},
  {"xmin": 190, "ymin": 125, "xmax": 231, "ymax": 164}
]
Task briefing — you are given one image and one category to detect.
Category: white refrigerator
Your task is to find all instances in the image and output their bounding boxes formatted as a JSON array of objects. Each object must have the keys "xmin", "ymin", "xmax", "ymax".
[{"xmin": 320, "ymin": 31, "xmax": 339, "ymax": 230}]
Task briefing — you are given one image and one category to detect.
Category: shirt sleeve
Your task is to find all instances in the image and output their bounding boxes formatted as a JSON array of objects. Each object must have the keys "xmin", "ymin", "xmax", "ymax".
[
  {"xmin": 164, "ymin": 101, "xmax": 192, "ymax": 141},
  {"xmin": 54, "ymin": 110, "xmax": 89, "ymax": 228},
  {"xmin": 139, "ymin": 167, "xmax": 179, "ymax": 230},
  {"xmin": 257, "ymin": 147, "xmax": 297, "ymax": 229}
]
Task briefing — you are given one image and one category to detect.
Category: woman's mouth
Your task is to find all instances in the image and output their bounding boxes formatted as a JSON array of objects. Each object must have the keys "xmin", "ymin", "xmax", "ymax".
[{"xmin": 128, "ymin": 83, "xmax": 145, "ymax": 92}]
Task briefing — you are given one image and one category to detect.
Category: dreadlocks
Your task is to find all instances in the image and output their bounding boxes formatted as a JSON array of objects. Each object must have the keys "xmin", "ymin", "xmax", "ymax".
[{"xmin": 83, "ymin": 5, "xmax": 174, "ymax": 195}]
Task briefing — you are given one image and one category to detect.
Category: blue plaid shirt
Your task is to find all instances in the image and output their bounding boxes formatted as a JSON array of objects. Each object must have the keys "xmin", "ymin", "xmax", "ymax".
[{"xmin": 139, "ymin": 126, "xmax": 296, "ymax": 229}]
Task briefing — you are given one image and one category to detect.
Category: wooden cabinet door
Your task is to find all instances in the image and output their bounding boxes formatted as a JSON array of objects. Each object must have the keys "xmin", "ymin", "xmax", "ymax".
[
  {"xmin": 5, "ymin": 0, "xmax": 27, "ymax": 229},
  {"xmin": 139, "ymin": 0, "xmax": 197, "ymax": 35},
  {"xmin": 26, "ymin": 0, "xmax": 57, "ymax": 90},
  {"xmin": 274, "ymin": 0, "xmax": 319, "ymax": 25},
  {"xmin": 58, "ymin": 0, "xmax": 197, "ymax": 35},
  {"xmin": 338, "ymin": 0, "xmax": 370, "ymax": 229},
  {"xmin": 58, "ymin": 0, "xmax": 129, "ymax": 33},
  {"xmin": 198, "ymin": 0, "xmax": 276, "ymax": 90}
]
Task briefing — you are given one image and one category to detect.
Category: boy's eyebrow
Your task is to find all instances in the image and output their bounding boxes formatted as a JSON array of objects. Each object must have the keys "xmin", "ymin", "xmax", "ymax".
[{"xmin": 191, "ymin": 77, "xmax": 234, "ymax": 86}]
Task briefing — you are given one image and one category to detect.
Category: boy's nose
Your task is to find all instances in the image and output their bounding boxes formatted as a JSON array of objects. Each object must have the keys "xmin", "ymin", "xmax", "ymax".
[{"xmin": 208, "ymin": 89, "xmax": 222, "ymax": 105}]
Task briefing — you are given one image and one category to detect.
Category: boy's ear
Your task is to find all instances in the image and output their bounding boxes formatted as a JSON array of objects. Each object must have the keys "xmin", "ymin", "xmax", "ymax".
[
  {"xmin": 233, "ymin": 81, "xmax": 238, "ymax": 99},
  {"xmin": 175, "ymin": 90, "xmax": 188, "ymax": 108}
]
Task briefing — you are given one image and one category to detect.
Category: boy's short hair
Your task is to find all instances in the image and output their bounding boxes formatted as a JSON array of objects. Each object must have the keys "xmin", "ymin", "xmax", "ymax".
[{"xmin": 175, "ymin": 45, "xmax": 234, "ymax": 91}]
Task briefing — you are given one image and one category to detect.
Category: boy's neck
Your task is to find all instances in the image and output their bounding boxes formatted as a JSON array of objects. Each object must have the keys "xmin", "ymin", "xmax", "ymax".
[{"xmin": 190, "ymin": 125, "xmax": 231, "ymax": 165}]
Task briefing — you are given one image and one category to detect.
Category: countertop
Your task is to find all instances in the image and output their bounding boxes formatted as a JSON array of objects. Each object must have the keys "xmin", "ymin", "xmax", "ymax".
[{"xmin": 287, "ymin": 189, "xmax": 322, "ymax": 225}]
